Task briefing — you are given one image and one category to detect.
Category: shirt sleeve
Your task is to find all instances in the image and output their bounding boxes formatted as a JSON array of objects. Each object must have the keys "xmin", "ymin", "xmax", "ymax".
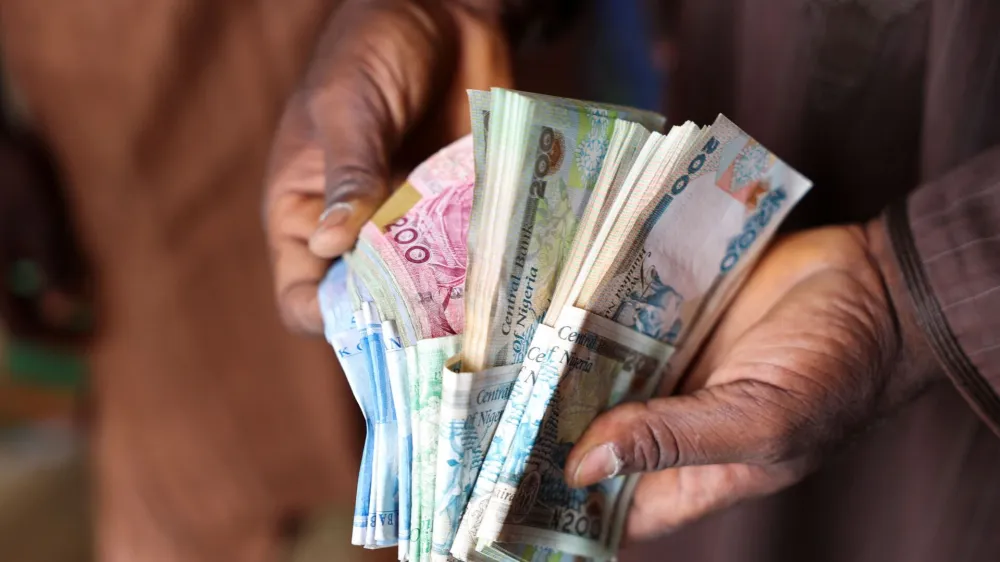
[{"xmin": 885, "ymin": 146, "xmax": 1000, "ymax": 434}]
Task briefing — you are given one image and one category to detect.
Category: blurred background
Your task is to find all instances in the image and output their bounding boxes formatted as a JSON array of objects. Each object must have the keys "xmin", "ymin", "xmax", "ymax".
[{"xmin": 0, "ymin": 1, "xmax": 663, "ymax": 560}]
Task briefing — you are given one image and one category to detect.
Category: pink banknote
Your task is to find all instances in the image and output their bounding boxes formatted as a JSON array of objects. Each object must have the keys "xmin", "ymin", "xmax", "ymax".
[{"xmin": 361, "ymin": 135, "xmax": 474, "ymax": 339}]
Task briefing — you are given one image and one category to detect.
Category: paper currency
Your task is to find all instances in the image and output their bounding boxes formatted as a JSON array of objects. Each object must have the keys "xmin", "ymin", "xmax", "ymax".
[
  {"xmin": 410, "ymin": 335, "xmax": 461, "ymax": 561},
  {"xmin": 315, "ymin": 88, "xmax": 813, "ymax": 562},
  {"xmin": 431, "ymin": 360, "xmax": 520, "ymax": 562},
  {"xmin": 329, "ymin": 321, "xmax": 376, "ymax": 546},
  {"xmin": 320, "ymin": 135, "xmax": 477, "ymax": 555},
  {"xmin": 462, "ymin": 90, "xmax": 666, "ymax": 373},
  {"xmin": 447, "ymin": 356, "xmax": 539, "ymax": 560},
  {"xmin": 360, "ymin": 302, "xmax": 401, "ymax": 546},
  {"xmin": 362, "ymin": 135, "xmax": 475, "ymax": 340},
  {"xmin": 383, "ymin": 320, "xmax": 413, "ymax": 558},
  {"xmin": 472, "ymin": 116, "xmax": 812, "ymax": 559},
  {"xmin": 474, "ymin": 309, "xmax": 673, "ymax": 559},
  {"xmin": 319, "ymin": 261, "xmax": 376, "ymax": 545},
  {"xmin": 453, "ymin": 111, "xmax": 669, "ymax": 560}
]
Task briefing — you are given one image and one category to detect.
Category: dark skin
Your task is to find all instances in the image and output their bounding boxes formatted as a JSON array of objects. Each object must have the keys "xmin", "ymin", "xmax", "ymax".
[
  {"xmin": 265, "ymin": 0, "xmax": 940, "ymax": 542},
  {"xmin": 265, "ymin": 0, "xmax": 513, "ymax": 333},
  {"xmin": 566, "ymin": 222, "xmax": 938, "ymax": 540}
]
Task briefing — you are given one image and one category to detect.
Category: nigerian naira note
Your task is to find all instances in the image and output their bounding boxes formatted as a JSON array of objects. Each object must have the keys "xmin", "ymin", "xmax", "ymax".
[{"xmin": 475, "ymin": 116, "xmax": 812, "ymax": 559}]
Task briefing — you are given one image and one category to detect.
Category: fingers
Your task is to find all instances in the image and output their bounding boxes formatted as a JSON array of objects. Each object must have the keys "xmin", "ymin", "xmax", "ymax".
[
  {"xmin": 265, "ymin": 1, "xmax": 454, "ymax": 333},
  {"xmin": 566, "ymin": 246, "xmax": 891, "ymax": 488},
  {"xmin": 306, "ymin": 0, "xmax": 454, "ymax": 258},
  {"xmin": 308, "ymin": 91, "xmax": 392, "ymax": 260},
  {"xmin": 622, "ymin": 465, "xmax": 745, "ymax": 541},
  {"xmin": 270, "ymin": 193, "xmax": 329, "ymax": 333},
  {"xmin": 622, "ymin": 461, "xmax": 809, "ymax": 543},
  {"xmin": 565, "ymin": 379, "xmax": 812, "ymax": 488},
  {"xmin": 265, "ymin": 93, "xmax": 328, "ymax": 334}
]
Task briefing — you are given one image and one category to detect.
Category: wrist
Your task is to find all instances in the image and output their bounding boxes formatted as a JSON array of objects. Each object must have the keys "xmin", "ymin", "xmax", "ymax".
[{"xmin": 864, "ymin": 215, "xmax": 943, "ymax": 401}]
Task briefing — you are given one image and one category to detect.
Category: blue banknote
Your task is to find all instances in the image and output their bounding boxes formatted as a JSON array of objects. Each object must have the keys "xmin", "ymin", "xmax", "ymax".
[
  {"xmin": 360, "ymin": 302, "xmax": 400, "ymax": 546},
  {"xmin": 320, "ymin": 262, "xmax": 382, "ymax": 546},
  {"xmin": 383, "ymin": 320, "xmax": 413, "ymax": 558},
  {"xmin": 432, "ymin": 362, "xmax": 520, "ymax": 562}
]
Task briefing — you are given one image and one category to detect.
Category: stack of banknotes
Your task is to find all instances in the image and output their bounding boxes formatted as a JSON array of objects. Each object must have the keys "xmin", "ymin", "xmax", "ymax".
[{"xmin": 318, "ymin": 88, "xmax": 813, "ymax": 562}]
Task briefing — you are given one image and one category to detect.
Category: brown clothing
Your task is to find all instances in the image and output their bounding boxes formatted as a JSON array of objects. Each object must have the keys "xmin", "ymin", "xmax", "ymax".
[
  {"xmin": 2, "ymin": 1, "xmax": 383, "ymax": 561},
  {"xmin": 619, "ymin": 0, "xmax": 1000, "ymax": 560}
]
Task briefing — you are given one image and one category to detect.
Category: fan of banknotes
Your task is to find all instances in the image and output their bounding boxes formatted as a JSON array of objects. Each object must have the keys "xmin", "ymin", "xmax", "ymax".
[{"xmin": 318, "ymin": 88, "xmax": 813, "ymax": 562}]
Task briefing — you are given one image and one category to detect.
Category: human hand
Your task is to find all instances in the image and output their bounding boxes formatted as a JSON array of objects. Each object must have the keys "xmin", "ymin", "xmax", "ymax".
[
  {"xmin": 264, "ymin": 0, "xmax": 512, "ymax": 333},
  {"xmin": 565, "ymin": 220, "xmax": 940, "ymax": 542}
]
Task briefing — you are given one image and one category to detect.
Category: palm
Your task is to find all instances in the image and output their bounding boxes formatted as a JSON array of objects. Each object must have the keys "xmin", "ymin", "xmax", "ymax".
[{"xmin": 623, "ymin": 226, "xmax": 897, "ymax": 541}]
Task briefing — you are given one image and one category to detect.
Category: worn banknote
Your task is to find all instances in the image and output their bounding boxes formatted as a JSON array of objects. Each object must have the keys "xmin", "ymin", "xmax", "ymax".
[
  {"xmin": 474, "ymin": 117, "xmax": 813, "ymax": 558},
  {"xmin": 475, "ymin": 308, "xmax": 673, "ymax": 559},
  {"xmin": 430, "ymin": 360, "xmax": 521, "ymax": 562},
  {"xmin": 464, "ymin": 90, "xmax": 666, "ymax": 371},
  {"xmin": 382, "ymin": 319, "xmax": 413, "ymax": 558},
  {"xmin": 319, "ymin": 263, "xmax": 377, "ymax": 546},
  {"xmin": 360, "ymin": 302, "xmax": 400, "ymax": 546},
  {"xmin": 409, "ymin": 335, "xmax": 461, "ymax": 562},
  {"xmin": 455, "ymin": 95, "xmax": 666, "ymax": 559},
  {"xmin": 457, "ymin": 94, "xmax": 630, "ymax": 558},
  {"xmin": 361, "ymin": 135, "xmax": 475, "ymax": 340}
]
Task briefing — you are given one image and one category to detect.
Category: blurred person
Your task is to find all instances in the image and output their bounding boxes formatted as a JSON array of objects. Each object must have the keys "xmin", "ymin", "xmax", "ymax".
[
  {"xmin": 266, "ymin": 1, "xmax": 1000, "ymax": 561},
  {"xmin": 0, "ymin": 0, "xmax": 501, "ymax": 561}
]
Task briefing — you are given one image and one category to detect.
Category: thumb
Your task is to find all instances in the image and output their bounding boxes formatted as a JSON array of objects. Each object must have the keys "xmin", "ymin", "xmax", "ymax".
[
  {"xmin": 310, "ymin": 150, "xmax": 390, "ymax": 260},
  {"xmin": 306, "ymin": 78, "xmax": 395, "ymax": 259},
  {"xmin": 565, "ymin": 380, "xmax": 811, "ymax": 488},
  {"xmin": 305, "ymin": 1, "xmax": 452, "ymax": 259}
]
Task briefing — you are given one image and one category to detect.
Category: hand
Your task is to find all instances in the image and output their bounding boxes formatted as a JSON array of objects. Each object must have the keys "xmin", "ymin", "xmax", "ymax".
[
  {"xmin": 565, "ymin": 220, "xmax": 940, "ymax": 542},
  {"xmin": 264, "ymin": 0, "xmax": 512, "ymax": 333}
]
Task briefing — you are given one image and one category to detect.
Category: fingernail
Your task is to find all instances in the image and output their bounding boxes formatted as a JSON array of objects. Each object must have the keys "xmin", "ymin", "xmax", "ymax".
[
  {"xmin": 319, "ymin": 202, "xmax": 353, "ymax": 228},
  {"xmin": 572, "ymin": 444, "xmax": 622, "ymax": 487}
]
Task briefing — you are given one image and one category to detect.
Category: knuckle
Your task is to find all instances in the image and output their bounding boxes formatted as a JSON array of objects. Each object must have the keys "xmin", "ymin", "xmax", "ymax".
[
  {"xmin": 757, "ymin": 411, "xmax": 806, "ymax": 464},
  {"xmin": 729, "ymin": 379, "xmax": 806, "ymax": 464},
  {"xmin": 325, "ymin": 164, "xmax": 387, "ymax": 203},
  {"xmin": 757, "ymin": 432, "xmax": 798, "ymax": 465},
  {"xmin": 627, "ymin": 404, "xmax": 682, "ymax": 472}
]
